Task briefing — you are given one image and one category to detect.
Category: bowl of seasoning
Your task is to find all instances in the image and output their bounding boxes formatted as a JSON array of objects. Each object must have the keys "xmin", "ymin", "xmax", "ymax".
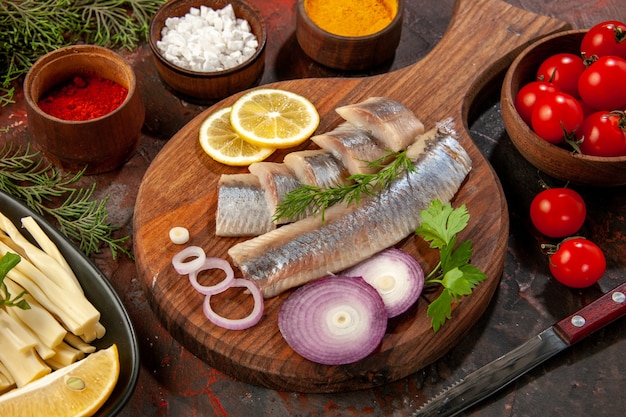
[
  {"xmin": 149, "ymin": 0, "xmax": 267, "ymax": 102},
  {"xmin": 501, "ymin": 29, "xmax": 626, "ymax": 187},
  {"xmin": 295, "ymin": 0, "xmax": 403, "ymax": 70},
  {"xmin": 23, "ymin": 45, "xmax": 145, "ymax": 175}
]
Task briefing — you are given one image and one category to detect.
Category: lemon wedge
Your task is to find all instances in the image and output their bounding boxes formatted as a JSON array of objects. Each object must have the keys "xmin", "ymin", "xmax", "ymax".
[
  {"xmin": 0, "ymin": 344, "xmax": 120, "ymax": 417},
  {"xmin": 199, "ymin": 106, "xmax": 275, "ymax": 166},
  {"xmin": 230, "ymin": 88, "xmax": 320, "ymax": 149}
]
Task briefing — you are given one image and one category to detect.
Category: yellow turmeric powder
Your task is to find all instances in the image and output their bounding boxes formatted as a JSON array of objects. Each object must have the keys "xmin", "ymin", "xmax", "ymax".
[{"xmin": 304, "ymin": 0, "xmax": 398, "ymax": 37}]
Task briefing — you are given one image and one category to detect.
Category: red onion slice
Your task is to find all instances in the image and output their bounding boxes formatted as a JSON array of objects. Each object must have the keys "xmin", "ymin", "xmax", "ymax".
[
  {"xmin": 171, "ymin": 245, "xmax": 206, "ymax": 275},
  {"xmin": 278, "ymin": 275, "xmax": 387, "ymax": 366},
  {"xmin": 203, "ymin": 278, "xmax": 264, "ymax": 330},
  {"xmin": 188, "ymin": 257, "xmax": 235, "ymax": 295},
  {"xmin": 343, "ymin": 247, "xmax": 424, "ymax": 318}
]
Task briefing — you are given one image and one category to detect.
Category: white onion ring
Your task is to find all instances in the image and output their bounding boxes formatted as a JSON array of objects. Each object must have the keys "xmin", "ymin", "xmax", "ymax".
[
  {"xmin": 188, "ymin": 257, "xmax": 235, "ymax": 295},
  {"xmin": 202, "ymin": 278, "xmax": 264, "ymax": 330},
  {"xmin": 343, "ymin": 247, "xmax": 424, "ymax": 318},
  {"xmin": 169, "ymin": 226, "xmax": 190, "ymax": 244},
  {"xmin": 171, "ymin": 246, "xmax": 206, "ymax": 275}
]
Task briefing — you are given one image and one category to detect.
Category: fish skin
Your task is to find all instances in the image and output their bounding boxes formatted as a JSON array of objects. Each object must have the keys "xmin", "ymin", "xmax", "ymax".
[
  {"xmin": 311, "ymin": 122, "xmax": 388, "ymax": 175},
  {"xmin": 228, "ymin": 129, "xmax": 472, "ymax": 298},
  {"xmin": 335, "ymin": 97, "xmax": 425, "ymax": 152},
  {"xmin": 283, "ymin": 149, "xmax": 351, "ymax": 188},
  {"xmin": 215, "ymin": 174, "xmax": 275, "ymax": 237},
  {"xmin": 248, "ymin": 161, "xmax": 311, "ymax": 225}
]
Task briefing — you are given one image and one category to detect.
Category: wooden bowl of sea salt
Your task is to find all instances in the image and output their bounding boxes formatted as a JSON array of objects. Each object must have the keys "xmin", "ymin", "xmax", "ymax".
[
  {"xmin": 149, "ymin": 0, "xmax": 266, "ymax": 102},
  {"xmin": 295, "ymin": 0, "xmax": 403, "ymax": 70}
]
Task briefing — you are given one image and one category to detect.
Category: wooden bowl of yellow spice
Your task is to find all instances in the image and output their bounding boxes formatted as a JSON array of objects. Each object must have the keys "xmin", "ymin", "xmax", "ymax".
[{"xmin": 296, "ymin": 0, "xmax": 403, "ymax": 70}]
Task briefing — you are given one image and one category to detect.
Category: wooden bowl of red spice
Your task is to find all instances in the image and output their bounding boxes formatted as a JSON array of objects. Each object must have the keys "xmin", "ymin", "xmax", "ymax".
[
  {"xmin": 148, "ymin": 0, "xmax": 267, "ymax": 102},
  {"xmin": 501, "ymin": 29, "xmax": 626, "ymax": 187},
  {"xmin": 296, "ymin": 0, "xmax": 404, "ymax": 70},
  {"xmin": 23, "ymin": 45, "xmax": 145, "ymax": 175}
]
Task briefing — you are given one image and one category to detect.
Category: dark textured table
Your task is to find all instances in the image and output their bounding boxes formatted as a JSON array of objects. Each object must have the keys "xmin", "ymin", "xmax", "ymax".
[{"xmin": 1, "ymin": 1, "xmax": 624, "ymax": 416}]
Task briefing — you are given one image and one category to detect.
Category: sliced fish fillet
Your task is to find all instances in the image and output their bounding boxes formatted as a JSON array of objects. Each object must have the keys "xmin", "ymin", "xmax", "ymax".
[
  {"xmin": 228, "ymin": 128, "xmax": 472, "ymax": 298},
  {"xmin": 283, "ymin": 149, "xmax": 351, "ymax": 188},
  {"xmin": 311, "ymin": 122, "xmax": 388, "ymax": 175},
  {"xmin": 215, "ymin": 174, "xmax": 275, "ymax": 237},
  {"xmin": 248, "ymin": 161, "xmax": 312, "ymax": 225},
  {"xmin": 335, "ymin": 97, "xmax": 425, "ymax": 151}
]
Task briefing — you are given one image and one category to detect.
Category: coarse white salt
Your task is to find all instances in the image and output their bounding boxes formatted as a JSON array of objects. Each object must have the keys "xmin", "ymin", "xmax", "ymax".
[{"xmin": 157, "ymin": 4, "xmax": 259, "ymax": 73}]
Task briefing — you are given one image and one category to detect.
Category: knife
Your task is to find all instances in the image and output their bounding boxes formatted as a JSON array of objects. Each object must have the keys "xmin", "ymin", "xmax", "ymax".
[{"xmin": 414, "ymin": 281, "xmax": 626, "ymax": 417}]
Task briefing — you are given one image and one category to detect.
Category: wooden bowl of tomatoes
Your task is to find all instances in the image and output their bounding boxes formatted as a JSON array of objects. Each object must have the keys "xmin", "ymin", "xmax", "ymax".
[{"xmin": 501, "ymin": 26, "xmax": 626, "ymax": 187}]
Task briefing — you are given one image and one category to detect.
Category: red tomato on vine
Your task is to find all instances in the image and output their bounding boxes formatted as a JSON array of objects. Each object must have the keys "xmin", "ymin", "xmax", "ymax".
[
  {"xmin": 514, "ymin": 81, "xmax": 560, "ymax": 126},
  {"xmin": 581, "ymin": 20, "xmax": 626, "ymax": 60},
  {"xmin": 530, "ymin": 188, "xmax": 586, "ymax": 238},
  {"xmin": 578, "ymin": 111, "xmax": 626, "ymax": 157},
  {"xmin": 531, "ymin": 91, "xmax": 584, "ymax": 144},
  {"xmin": 537, "ymin": 53, "xmax": 585, "ymax": 98},
  {"xmin": 578, "ymin": 56, "xmax": 626, "ymax": 111},
  {"xmin": 548, "ymin": 238, "xmax": 606, "ymax": 288}
]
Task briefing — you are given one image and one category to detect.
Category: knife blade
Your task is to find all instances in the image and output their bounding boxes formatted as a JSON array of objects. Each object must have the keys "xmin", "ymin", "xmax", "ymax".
[{"xmin": 415, "ymin": 281, "xmax": 626, "ymax": 417}]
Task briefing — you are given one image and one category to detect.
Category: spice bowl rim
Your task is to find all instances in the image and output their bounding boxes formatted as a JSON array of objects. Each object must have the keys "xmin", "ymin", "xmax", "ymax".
[
  {"xmin": 23, "ymin": 43, "xmax": 145, "ymax": 175},
  {"xmin": 24, "ymin": 44, "xmax": 139, "ymax": 125},
  {"xmin": 501, "ymin": 28, "xmax": 626, "ymax": 187},
  {"xmin": 148, "ymin": 0, "xmax": 267, "ymax": 78},
  {"xmin": 297, "ymin": 0, "xmax": 404, "ymax": 41},
  {"xmin": 295, "ymin": 0, "xmax": 404, "ymax": 70}
]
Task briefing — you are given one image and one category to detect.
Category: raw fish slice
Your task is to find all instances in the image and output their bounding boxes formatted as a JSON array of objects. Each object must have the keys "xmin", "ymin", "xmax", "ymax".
[
  {"xmin": 283, "ymin": 149, "xmax": 351, "ymax": 188},
  {"xmin": 228, "ymin": 128, "xmax": 472, "ymax": 298},
  {"xmin": 311, "ymin": 122, "xmax": 388, "ymax": 175},
  {"xmin": 248, "ymin": 162, "xmax": 312, "ymax": 224},
  {"xmin": 335, "ymin": 97, "xmax": 425, "ymax": 151},
  {"xmin": 215, "ymin": 174, "xmax": 275, "ymax": 237}
]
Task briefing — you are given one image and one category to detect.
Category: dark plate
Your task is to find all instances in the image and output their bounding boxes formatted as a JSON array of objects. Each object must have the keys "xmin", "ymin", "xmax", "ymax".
[{"xmin": 0, "ymin": 190, "xmax": 139, "ymax": 416}]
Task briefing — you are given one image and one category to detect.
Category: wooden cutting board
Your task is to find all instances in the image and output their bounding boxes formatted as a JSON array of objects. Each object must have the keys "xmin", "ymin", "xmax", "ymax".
[{"xmin": 134, "ymin": 0, "xmax": 569, "ymax": 393}]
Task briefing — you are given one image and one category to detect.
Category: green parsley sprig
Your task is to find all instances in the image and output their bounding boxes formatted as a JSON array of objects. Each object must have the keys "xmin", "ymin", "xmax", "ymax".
[
  {"xmin": 0, "ymin": 252, "xmax": 30, "ymax": 310},
  {"xmin": 416, "ymin": 199, "xmax": 487, "ymax": 332},
  {"xmin": 274, "ymin": 150, "xmax": 415, "ymax": 222}
]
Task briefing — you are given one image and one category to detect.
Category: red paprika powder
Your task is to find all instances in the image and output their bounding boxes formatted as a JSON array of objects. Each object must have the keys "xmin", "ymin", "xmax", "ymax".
[{"xmin": 37, "ymin": 74, "xmax": 128, "ymax": 121}]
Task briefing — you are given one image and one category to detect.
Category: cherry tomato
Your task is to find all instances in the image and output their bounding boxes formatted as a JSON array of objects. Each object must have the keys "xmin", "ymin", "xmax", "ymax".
[
  {"xmin": 514, "ymin": 81, "xmax": 560, "ymax": 126},
  {"xmin": 578, "ymin": 111, "xmax": 626, "ymax": 157},
  {"xmin": 577, "ymin": 98, "xmax": 596, "ymax": 120},
  {"xmin": 549, "ymin": 238, "xmax": 606, "ymax": 288},
  {"xmin": 531, "ymin": 91, "xmax": 584, "ymax": 144},
  {"xmin": 530, "ymin": 188, "xmax": 586, "ymax": 238},
  {"xmin": 537, "ymin": 53, "xmax": 585, "ymax": 98},
  {"xmin": 580, "ymin": 20, "xmax": 626, "ymax": 60},
  {"xmin": 578, "ymin": 56, "xmax": 626, "ymax": 111}
]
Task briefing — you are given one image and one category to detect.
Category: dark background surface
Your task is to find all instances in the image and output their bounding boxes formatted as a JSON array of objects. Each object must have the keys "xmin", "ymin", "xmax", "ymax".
[{"xmin": 1, "ymin": 0, "xmax": 624, "ymax": 415}]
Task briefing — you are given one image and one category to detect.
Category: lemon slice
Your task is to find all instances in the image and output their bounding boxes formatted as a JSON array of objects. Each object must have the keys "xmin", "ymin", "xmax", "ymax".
[
  {"xmin": 199, "ymin": 106, "xmax": 275, "ymax": 166},
  {"xmin": 230, "ymin": 88, "xmax": 320, "ymax": 149},
  {"xmin": 0, "ymin": 344, "xmax": 120, "ymax": 417}
]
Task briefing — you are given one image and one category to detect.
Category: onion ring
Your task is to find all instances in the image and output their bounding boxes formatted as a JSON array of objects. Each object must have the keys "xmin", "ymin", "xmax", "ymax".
[
  {"xmin": 171, "ymin": 246, "xmax": 206, "ymax": 275},
  {"xmin": 188, "ymin": 257, "xmax": 235, "ymax": 295},
  {"xmin": 202, "ymin": 278, "xmax": 264, "ymax": 330},
  {"xmin": 278, "ymin": 275, "xmax": 387, "ymax": 365}
]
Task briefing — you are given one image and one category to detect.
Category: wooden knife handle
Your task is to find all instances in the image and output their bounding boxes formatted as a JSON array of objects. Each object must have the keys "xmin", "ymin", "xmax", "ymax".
[{"xmin": 554, "ymin": 282, "xmax": 626, "ymax": 345}]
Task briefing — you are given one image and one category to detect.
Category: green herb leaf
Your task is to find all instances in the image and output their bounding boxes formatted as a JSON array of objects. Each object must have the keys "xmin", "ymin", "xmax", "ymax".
[
  {"xmin": 427, "ymin": 289, "xmax": 452, "ymax": 333},
  {"xmin": 274, "ymin": 150, "xmax": 416, "ymax": 222},
  {"xmin": 1, "ymin": 0, "xmax": 166, "ymax": 104},
  {"xmin": 0, "ymin": 144, "xmax": 132, "ymax": 259},
  {"xmin": 0, "ymin": 252, "xmax": 30, "ymax": 310},
  {"xmin": 442, "ymin": 267, "xmax": 473, "ymax": 297},
  {"xmin": 417, "ymin": 200, "xmax": 486, "ymax": 332},
  {"xmin": 441, "ymin": 238, "xmax": 472, "ymax": 273},
  {"xmin": 416, "ymin": 200, "xmax": 469, "ymax": 249}
]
